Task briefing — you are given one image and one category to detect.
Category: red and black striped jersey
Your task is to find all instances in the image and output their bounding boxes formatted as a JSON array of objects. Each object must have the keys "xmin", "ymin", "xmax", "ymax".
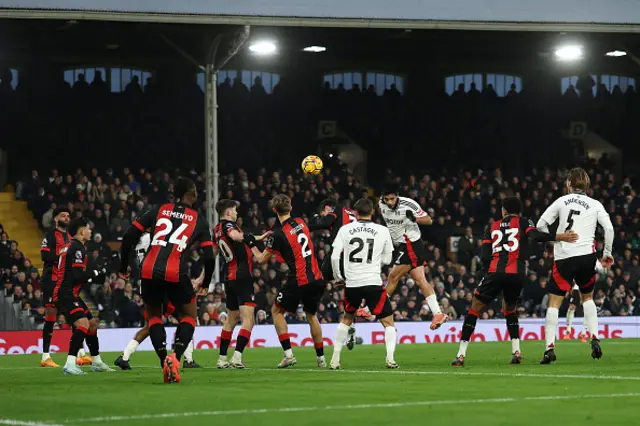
[
  {"xmin": 41, "ymin": 229, "xmax": 71, "ymax": 281},
  {"xmin": 213, "ymin": 220, "xmax": 253, "ymax": 281},
  {"xmin": 266, "ymin": 217, "xmax": 323, "ymax": 286},
  {"xmin": 483, "ymin": 216, "xmax": 539, "ymax": 275},
  {"xmin": 132, "ymin": 203, "xmax": 213, "ymax": 283},
  {"xmin": 54, "ymin": 239, "xmax": 87, "ymax": 301},
  {"xmin": 327, "ymin": 206, "xmax": 357, "ymax": 241}
]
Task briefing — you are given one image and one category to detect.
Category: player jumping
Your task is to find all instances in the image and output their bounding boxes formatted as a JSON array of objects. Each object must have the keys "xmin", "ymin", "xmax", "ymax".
[
  {"xmin": 249, "ymin": 194, "xmax": 326, "ymax": 369},
  {"xmin": 309, "ymin": 198, "xmax": 357, "ymax": 350},
  {"xmin": 379, "ymin": 186, "xmax": 447, "ymax": 330},
  {"xmin": 329, "ymin": 198, "xmax": 397, "ymax": 369},
  {"xmin": 537, "ymin": 168, "xmax": 614, "ymax": 364},
  {"xmin": 54, "ymin": 218, "xmax": 113, "ymax": 375},
  {"xmin": 119, "ymin": 178, "xmax": 214, "ymax": 383},
  {"xmin": 213, "ymin": 199, "xmax": 271, "ymax": 369},
  {"xmin": 451, "ymin": 197, "xmax": 578, "ymax": 366}
]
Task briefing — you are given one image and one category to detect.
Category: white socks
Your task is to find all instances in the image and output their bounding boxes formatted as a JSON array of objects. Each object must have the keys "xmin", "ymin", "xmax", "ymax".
[
  {"xmin": 566, "ymin": 309, "xmax": 575, "ymax": 334},
  {"xmin": 232, "ymin": 351, "xmax": 243, "ymax": 363},
  {"xmin": 512, "ymin": 338, "xmax": 520, "ymax": 354},
  {"xmin": 91, "ymin": 354, "xmax": 103, "ymax": 364},
  {"xmin": 332, "ymin": 323, "xmax": 350, "ymax": 364},
  {"xmin": 184, "ymin": 340, "xmax": 195, "ymax": 362},
  {"xmin": 583, "ymin": 300, "xmax": 599, "ymax": 339},
  {"xmin": 384, "ymin": 326, "xmax": 397, "ymax": 362},
  {"xmin": 77, "ymin": 348, "xmax": 86, "ymax": 358},
  {"xmin": 284, "ymin": 349, "xmax": 293, "ymax": 359},
  {"xmin": 457, "ymin": 341, "xmax": 469, "ymax": 357},
  {"xmin": 65, "ymin": 355, "xmax": 77, "ymax": 368},
  {"xmin": 426, "ymin": 295, "xmax": 442, "ymax": 315},
  {"xmin": 122, "ymin": 340, "xmax": 140, "ymax": 361},
  {"xmin": 42, "ymin": 353, "xmax": 50, "ymax": 361},
  {"xmin": 545, "ymin": 307, "xmax": 559, "ymax": 351}
]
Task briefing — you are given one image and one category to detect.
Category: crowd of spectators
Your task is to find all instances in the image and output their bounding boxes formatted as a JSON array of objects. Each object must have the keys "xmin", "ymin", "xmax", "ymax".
[{"xmin": 3, "ymin": 151, "xmax": 640, "ymax": 331}]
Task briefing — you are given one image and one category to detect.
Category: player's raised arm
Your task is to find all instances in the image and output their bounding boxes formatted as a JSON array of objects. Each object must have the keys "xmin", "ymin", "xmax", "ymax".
[
  {"xmin": 119, "ymin": 208, "xmax": 155, "ymax": 275},
  {"xmin": 404, "ymin": 199, "xmax": 432, "ymax": 225},
  {"xmin": 247, "ymin": 232, "xmax": 277, "ymax": 264},
  {"xmin": 597, "ymin": 204, "xmax": 615, "ymax": 267},
  {"xmin": 331, "ymin": 228, "xmax": 346, "ymax": 281}
]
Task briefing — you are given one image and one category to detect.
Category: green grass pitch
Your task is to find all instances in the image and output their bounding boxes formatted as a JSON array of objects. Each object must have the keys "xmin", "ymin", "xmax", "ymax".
[{"xmin": 1, "ymin": 340, "xmax": 640, "ymax": 426}]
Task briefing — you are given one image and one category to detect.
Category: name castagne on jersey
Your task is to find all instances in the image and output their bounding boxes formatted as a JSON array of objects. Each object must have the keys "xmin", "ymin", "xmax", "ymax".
[
  {"xmin": 348, "ymin": 225, "xmax": 379, "ymax": 237},
  {"xmin": 564, "ymin": 197, "xmax": 591, "ymax": 210}
]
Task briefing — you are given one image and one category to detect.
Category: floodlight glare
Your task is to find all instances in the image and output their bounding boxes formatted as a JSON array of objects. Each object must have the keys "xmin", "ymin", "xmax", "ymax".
[
  {"xmin": 249, "ymin": 41, "xmax": 277, "ymax": 55},
  {"xmin": 303, "ymin": 46, "xmax": 327, "ymax": 53},
  {"xmin": 605, "ymin": 50, "xmax": 627, "ymax": 57},
  {"xmin": 555, "ymin": 45, "xmax": 583, "ymax": 61}
]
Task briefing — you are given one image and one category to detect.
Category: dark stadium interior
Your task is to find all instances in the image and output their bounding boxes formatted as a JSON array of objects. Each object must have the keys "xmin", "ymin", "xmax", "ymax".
[{"xmin": 1, "ymin": 18, "xmax": 640, "ymax": 331}]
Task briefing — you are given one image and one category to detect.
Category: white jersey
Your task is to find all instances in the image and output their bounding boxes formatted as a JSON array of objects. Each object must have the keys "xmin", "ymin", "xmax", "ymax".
[
  {"xmin": 135, "ymin": 233, "xmax": 151, "ymax": 265},
  {"xmin": 537, "ymin": 193, "xmax": 614, "ymax": 261},
  {"xmin": 378, "ymin": 196, "xmax": 428, "ymax": 245},
  {"xmin": 331, "ymin": 220, "xmax": 394, "ymax": 288}
]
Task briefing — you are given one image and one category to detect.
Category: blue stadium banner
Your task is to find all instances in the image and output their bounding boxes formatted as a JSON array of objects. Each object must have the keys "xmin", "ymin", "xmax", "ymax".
[{"xmin": 2, "ymin": 0, "xmax": 640, "ymax": 25}]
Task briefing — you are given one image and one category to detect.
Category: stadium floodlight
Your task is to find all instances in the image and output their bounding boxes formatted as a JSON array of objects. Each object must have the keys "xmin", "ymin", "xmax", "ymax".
[
  {"xmin": 605, "ymin": 50, "xmax": 627, "ymax": 57},
  {"xmin": 555, "ymin": 45, "xmax": 583, "ymax": 61},
  {"xmin": 303, "ymin": 45, "xmax": 327, "ymax": 53},
  {"xmin": 248, "ymin": 41, "xmax": 277, "ymax": 55}
]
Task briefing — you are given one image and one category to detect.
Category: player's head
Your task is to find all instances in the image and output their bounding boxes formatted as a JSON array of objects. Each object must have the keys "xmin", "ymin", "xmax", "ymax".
[
  {"xmin": 502, "ymin": 196, "xmax": 522, "ymax": 217},
  {"xmin": 270, "ymin": 194, "xmax": 292, "ymax": 217},
  {"xmin": 216, "ymin": 199, "xmax": 239, "ymax": 222},
  {"xmin": 69, "ymin": 217, "xmax": 92, "ymax": 242},
  {"xmin": 354, "ymin": 198, "xmax": 374, "ymax": 219},
  {"xmin": 53, "ymin": 206, "xmax": 71, "ymax": 229},
  {"xmin": 174, "ymin": 177, "xmax": 197, "ymax": 205},
  {"xmin": 319, "ymin": 198, "xmax": 337, "ymax": 217},
  {"xmin": 381, "ymin": 185, "xmax": 399, "ymax": 208},
  {"xmin": 565, "ymin": 167, "xmax": 590, "ymax": 193}
]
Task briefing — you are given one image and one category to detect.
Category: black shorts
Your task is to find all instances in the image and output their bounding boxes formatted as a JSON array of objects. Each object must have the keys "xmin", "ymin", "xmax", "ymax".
[
  {"xmin": 474, "ymin": 273, "xmax": 524, "ymax": 306},
  {"xmin": 392, "ymin": 238, "xmax": 427, "ymax": 269},
  {"xmin": 57, "ymin": 294, "xmax": 92, "ymax": 324},
  {"xmin": 226, "ymin": 278, "xmax": 255, "ymax": 311},
  {"xmin": 550, "ymin": 253, "xmax": 597, "ymax": 297},
  {"xmin": 569, "ymin": 289, "xmax": 581, "ymax": 306},
  {"xmin": 141, "ymin": 275, "xmax": 195, "ymax": 309},
  {"xmin": 275, "ymin": 279, "xmax": 325, "ymax": 315},
  {"xmin": 42, "ymin": 277, "xmax": 56, "ymax": 308},
  {"xmin": 321, "ymin": 249, "xmax": 344, "ymax": 282},
  {"xmin": 344, "ymin": 285, "xmax": 392, "ymax": 319}
]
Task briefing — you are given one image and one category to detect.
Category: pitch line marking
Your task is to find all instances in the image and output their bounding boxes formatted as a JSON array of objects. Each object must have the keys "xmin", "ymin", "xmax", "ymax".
[
  {"xmin": 66, "ymin": 393, "xmax": 640, "ymax": 423},
  {"xmin": 0, "ymin": 419, "xmax": 62, "ymax": 426}
]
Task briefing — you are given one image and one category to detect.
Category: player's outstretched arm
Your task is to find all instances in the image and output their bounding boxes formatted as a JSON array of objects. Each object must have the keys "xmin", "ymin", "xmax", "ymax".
[
  {"xmin": 308, "ymin": 214, "xmax": 336, "ymax": 232},
  {"xmin": 405, "ymin": 207, "xmax": 432, "ymax": 225}
]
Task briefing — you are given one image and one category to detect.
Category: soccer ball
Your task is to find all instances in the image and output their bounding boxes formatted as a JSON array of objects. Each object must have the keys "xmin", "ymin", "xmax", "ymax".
[{"xmin": 301, "ymin": 155, "xmax": 323, "ymax": 176}]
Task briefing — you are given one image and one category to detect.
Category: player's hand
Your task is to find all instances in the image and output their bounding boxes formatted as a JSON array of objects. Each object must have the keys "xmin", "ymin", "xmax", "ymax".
[
  {"xmin": 118, "ymin": 271, "xmax": 130, "ymax": 281},
  {"xmin": 406, "ymin": 210, "xmax": 416, "ymax": 223},
  {"xmin": 556, "ymin": 230, "xmax": 579, "ymax": 243},
  {"xmin": 256, "ymin": 231, "xmax": 273, "ymax": 241},
  {"xmin": 600, "ymin": 255, "xmax": 614, "ymax": 269}
]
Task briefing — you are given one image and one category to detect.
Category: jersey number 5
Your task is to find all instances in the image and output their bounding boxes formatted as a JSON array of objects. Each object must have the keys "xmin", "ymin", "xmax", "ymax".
[
  {"xmin": 491, "ymin": 228, "xmax": 519, "ymax": 253},
  {"xmin": 151, "ymin": 218, "xmax": 189, "ymax": 252},
  {"xmin": 565, "ymin": 209, "xmax": 581, "ymax": 232}
]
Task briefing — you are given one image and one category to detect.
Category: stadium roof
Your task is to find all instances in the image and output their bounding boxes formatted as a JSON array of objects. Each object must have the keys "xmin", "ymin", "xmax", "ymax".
[
  {"xmin": 2, "ymin": 19, "xmax": 640, "ymax": 71},
  {"xmin": 2, "ymin": 0, "xmax": 640, "ymax": 31}
]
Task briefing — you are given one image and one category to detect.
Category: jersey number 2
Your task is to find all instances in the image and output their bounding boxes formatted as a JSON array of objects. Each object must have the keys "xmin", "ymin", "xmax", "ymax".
[
  {"xmin": 565, "ymin": 209, "xmax": 581, "ymax": 231},
  {"xmin": 491, "ymin": 228, "xmax": 519, "ymax": 253},
  {"xmin": 151, "ymin": 218, "xmax": 189, "ymax": 252},
  {"xmin": 297, "ymin": 234, "xmax": 312, "ymax": 258}
]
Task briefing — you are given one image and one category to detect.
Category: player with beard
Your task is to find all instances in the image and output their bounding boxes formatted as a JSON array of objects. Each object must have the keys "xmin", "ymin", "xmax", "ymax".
[{"xmin": 40, "ymin": 207, "xmax": 91, "ymax": 367}]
